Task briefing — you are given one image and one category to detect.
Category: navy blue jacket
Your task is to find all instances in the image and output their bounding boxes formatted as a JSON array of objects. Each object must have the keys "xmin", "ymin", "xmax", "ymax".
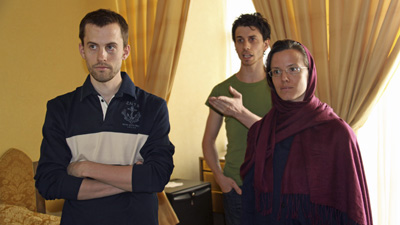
[{"xmin": 35, "ymin": 73, "xmax": 174, "ymax": 225}]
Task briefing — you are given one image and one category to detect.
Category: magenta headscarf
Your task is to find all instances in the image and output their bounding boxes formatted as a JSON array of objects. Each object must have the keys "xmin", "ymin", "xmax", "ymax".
[{"xmin": 240, "ymin": 40, "xmax": 372, "ymax": 224}]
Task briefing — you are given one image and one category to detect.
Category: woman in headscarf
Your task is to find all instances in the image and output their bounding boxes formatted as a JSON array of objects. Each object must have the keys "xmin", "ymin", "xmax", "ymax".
[{"xmin": 240, "ymin": 39, "xmax": 372, "ymax": 225}]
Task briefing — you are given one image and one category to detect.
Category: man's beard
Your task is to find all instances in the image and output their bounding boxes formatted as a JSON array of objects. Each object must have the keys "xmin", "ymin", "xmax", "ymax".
[{"xmin": 88, "ymin": 63, "xmax": 120, "ymax": 83}]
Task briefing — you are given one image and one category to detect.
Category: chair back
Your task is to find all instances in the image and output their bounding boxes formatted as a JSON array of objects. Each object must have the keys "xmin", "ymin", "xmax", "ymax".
[{"xmin": 0, "ymin": 148, "xmax": 37, "ymax": 211}]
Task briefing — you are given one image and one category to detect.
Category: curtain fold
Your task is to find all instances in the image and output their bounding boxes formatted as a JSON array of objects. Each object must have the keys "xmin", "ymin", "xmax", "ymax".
[
  {"xmin": 252, "ymin": 0, "xmax": 400, "ymax": 131},
  {"xmin": 115, "ymin": 1, "xmax": 191, "ymax": 224},
  {"xmin": 145, "ymin": 0, "xmax": 190, "ymax": 101},
  {"xmin": 117, "ymin": 0, "xmax": 190, "ymax": 102}
]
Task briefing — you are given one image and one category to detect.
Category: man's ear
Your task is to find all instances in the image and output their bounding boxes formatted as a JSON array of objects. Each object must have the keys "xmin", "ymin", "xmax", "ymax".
[
  {"xmin": 264, "ymin": 39, "xmax": 270, "ymax": 51},
  {"xmin": 122, "ymin": 44, "xmax": 131, "ymax": 60},
  {"xmin": 79, "ymin": 43, "xmax": 85, "ymax": 59}
]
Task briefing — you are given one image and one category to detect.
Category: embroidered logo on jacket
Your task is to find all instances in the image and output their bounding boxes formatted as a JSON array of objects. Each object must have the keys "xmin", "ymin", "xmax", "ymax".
[{"xmin": 122, "ymin": 101, "xmax": 141, "ymax": 128}]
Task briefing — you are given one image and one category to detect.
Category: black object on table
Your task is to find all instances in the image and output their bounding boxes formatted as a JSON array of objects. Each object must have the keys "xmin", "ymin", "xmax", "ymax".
[{"xmin": 164, "ymin": 179, "xmax": 214, "ymax": 225}]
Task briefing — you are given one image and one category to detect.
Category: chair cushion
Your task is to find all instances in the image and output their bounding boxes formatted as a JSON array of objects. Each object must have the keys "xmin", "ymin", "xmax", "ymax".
[{"xmin": 0, "ymin": 204, "xmax": 60, "ymax": 224}]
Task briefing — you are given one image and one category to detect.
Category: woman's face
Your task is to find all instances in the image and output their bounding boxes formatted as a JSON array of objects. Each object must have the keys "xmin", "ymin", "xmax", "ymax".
[{"xmin": 270, "ymin": 49, "xmax": 309, "ymax": 102}]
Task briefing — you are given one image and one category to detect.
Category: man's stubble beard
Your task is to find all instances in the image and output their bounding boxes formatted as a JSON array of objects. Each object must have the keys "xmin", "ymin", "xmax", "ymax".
[{"xmin": 88, "ymin": 63, "xmax": 121, "ymax": 83}]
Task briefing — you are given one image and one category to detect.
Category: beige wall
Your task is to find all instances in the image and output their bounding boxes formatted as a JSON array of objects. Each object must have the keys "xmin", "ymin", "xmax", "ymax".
[
  {"xmin": 168, "ymin": 0, "xmax": 228, "ymax": 180},
  {"xmin": 1, "ymin": 0, "xmax": 228, "ymax": 212},
  {"xmin": 0, "ymin": 0, "xmax": 117, "ymax": 159}
]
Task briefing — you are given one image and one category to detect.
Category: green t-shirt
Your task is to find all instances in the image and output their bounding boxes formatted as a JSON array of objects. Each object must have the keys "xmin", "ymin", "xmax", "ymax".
[{"xmin": 206, "ymin": 74, "xmax": 272, "ymax": 186}]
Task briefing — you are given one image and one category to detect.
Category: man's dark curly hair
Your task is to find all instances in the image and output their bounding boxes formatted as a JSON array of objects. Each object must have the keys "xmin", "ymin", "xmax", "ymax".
[{"xmin": 231, "ymin": 13, "xmax": 271, "ymax": 42}]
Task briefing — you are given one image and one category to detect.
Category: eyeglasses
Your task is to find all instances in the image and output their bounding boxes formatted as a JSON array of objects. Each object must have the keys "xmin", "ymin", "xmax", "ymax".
[{"xmin": 268, "ymin": 66, "xmax": 308, "ymax": 78}]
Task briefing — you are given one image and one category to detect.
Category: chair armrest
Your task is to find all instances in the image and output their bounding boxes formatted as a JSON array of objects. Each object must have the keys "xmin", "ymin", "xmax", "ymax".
[{"xmin": 32, "ymin": 161, "xmax": 46, "ymax": 214}]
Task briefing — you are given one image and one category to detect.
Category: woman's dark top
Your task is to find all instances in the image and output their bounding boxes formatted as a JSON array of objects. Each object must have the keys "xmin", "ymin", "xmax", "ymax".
[{"xmin": 241, "ymin": 136, "xmax": 357, "ymax": 225}]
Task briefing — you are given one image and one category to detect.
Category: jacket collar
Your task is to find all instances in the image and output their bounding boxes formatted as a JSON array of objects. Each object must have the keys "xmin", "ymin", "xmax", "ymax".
[{"xmin": 80, "ymin": 72, "xmax": 136, "ymax": 101}]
